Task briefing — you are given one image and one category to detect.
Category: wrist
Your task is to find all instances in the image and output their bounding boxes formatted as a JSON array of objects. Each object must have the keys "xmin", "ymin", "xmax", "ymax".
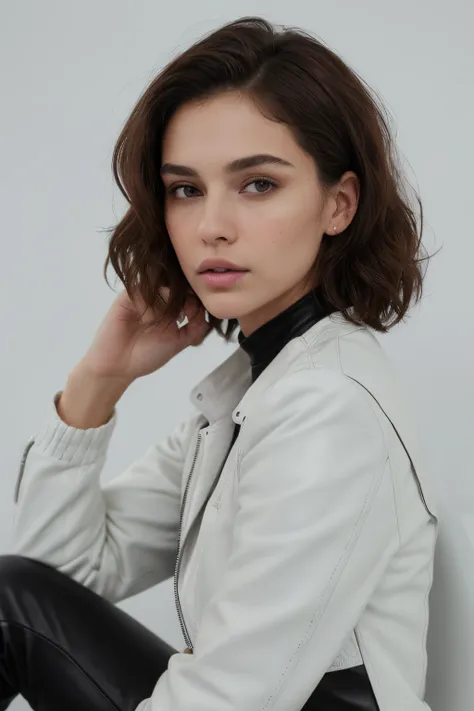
[{"xmin": 57, "ymin": 365, "xmax": 133, "ymax": 429}]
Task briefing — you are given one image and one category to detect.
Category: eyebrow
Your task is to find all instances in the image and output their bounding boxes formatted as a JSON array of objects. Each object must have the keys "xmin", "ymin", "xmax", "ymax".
[{"xmin": 160, "ymin": 153, "xmax": 295, "ymax": 177}]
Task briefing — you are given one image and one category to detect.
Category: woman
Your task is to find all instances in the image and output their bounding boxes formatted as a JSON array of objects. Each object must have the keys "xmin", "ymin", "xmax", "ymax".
[{"xmin": 1, "ymin": 15, "xmax": 439, "ymax": 711}]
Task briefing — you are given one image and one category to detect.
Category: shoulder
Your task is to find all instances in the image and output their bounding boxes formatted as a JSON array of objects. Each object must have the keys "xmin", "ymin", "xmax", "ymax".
[{"xmin": 241, "ymin": 365, "xmax": 387, "ymax": 463}]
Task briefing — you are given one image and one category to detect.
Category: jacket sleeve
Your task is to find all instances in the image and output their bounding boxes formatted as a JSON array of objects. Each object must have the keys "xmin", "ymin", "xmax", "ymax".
[
  {"xmin": 12, "ymin": 391, "xmax": 197, "ymax": 602},
  {"xmin": 137, "ymin": 368, "xmax": 400, "ymax": 711}
]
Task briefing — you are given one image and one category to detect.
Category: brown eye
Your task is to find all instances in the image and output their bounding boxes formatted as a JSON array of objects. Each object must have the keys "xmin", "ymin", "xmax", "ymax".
[
  {"xmin": 169, "ymin": 185, "xmax": 200, "ymax": 199},
  {"xmin": 243, "ymin": 178, "xmax": 278, "ymax": 194}
]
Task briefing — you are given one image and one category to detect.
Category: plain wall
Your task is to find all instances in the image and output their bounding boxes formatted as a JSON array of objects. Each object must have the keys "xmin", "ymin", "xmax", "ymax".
[{"xmin": 1, "ymin": 2, "xmax": 472, "ymax": 709}]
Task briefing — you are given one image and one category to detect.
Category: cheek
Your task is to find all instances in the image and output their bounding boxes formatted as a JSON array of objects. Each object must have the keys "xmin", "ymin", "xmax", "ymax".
[
  {"xmin": 165, "ymin": 209, "xmax": 189, "ymax": 257},
  {"xmin": 249, "ymin": 191, "xmax": 311, "ymax": 238},
  {"xmin": 164, "ymin": 203, "xmax": 177, "ymax": 238},
  {"xmin": 243, "ymin": 207, "xmax": 290, "ymax": 247}
]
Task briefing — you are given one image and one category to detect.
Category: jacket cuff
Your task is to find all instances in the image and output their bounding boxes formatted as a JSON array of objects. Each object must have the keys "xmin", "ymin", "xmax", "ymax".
[
  {"xmin": 14, "ymin": 391, "xmax": 117, "ymax": 504},
  {"xmin": 34, "ymin": 390, "xmax": 118, "ymax": 464}
]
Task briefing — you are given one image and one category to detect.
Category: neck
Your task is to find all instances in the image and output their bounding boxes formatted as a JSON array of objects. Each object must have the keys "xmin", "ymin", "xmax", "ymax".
[{"xmin": 238, "ymin": 286, "xmax": 339, "ymax": 383}]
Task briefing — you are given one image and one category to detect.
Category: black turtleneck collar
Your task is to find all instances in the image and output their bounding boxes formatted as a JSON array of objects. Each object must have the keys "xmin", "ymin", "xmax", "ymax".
[{"xmin": 237, "ymin": 286, "xmax": 339, "ymax": 383}]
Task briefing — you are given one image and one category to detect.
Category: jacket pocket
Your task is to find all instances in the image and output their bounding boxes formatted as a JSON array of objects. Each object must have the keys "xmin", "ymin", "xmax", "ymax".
[{"xmin": 14, "ymin": 437, "xmax": 35, "ymax": 503}]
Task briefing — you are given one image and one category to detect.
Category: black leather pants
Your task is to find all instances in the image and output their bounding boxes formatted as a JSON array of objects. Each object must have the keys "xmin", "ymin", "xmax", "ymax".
[
  {"xmin": 0, "ymin": 555, "xmax": 175, "ymax": 711},
  {"xmin": 0, "ymin": 555, "xmax": 380, "ymax": 711}
]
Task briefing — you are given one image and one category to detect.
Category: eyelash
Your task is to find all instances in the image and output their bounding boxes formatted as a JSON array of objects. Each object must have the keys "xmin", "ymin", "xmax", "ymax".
[{"xmin": 166, "ymin": 177, "xmax": 279, "ymax": 200}]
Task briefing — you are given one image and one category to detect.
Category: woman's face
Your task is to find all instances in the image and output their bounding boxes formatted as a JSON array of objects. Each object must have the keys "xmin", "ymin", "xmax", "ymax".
[{"xmin": 161, "ymin": 91, "xmax": 358, "ymax": 336}]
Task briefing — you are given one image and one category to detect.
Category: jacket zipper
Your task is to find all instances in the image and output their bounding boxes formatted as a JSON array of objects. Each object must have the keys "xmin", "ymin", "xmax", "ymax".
[{"xmin": 173, "ymin": 431, "xmax": 202, "ymax": 651}]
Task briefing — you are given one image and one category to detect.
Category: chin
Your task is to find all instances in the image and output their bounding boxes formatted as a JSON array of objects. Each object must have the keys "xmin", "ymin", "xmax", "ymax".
[
  {"xmin": 205, "ymin": 306, "xmax": 241, "ymax": 321},
  {"xmin": 197, "ymin": 283, "xmax": 262, "ymax": 319},
  {"xmin": 200, "ymin": 297, "xmax": 246, "ymax": 322}
]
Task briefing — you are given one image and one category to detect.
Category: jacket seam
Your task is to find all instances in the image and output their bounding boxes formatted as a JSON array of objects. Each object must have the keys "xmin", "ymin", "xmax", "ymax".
[
  {"xmin": 260, "ymin": 454, "xmax": 389, "ymax": 710},
  {"xmin": 387, "ymin": 454, "xmax": 402, "ymax": 547},
  {"xmin": 353, "ymin": 385, "xmax": 401, "ymax": 547},
  {"xmin": 335, "ymin": 334, "xmax": 400, "ymax": 547},
  {"xmin": 299, "ymin": 321, "xmax": 364, "ymax": 351},
  {"xmin": 418, "ymin": 539, "xmax": 434, "ymax": 697},
  {"xmin": 351, "ymin": 385, "xmax": 401, "ymax": 547}
]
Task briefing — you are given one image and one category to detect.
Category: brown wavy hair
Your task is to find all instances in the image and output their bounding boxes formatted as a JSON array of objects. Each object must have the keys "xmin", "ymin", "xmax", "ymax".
[{"xmin": 102, "ymin": 15, "xmax": 439, "ymax": 340}]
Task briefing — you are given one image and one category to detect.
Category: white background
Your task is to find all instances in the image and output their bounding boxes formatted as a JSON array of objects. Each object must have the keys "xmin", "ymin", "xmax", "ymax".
[{"xmin": 1, "ymin": 2, "xmax": 472, "ymax": 709}]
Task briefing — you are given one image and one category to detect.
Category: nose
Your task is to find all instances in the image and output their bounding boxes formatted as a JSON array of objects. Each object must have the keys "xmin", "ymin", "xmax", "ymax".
[{"xmin": 196, "ymin": 193, "xmax": 237, "ymax": 244}]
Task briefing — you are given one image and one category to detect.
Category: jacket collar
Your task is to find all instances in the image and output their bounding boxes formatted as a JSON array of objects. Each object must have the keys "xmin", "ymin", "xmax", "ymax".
[{"xmin": 189, "ymin": 309, "xmax": 355, "ymax": 426}]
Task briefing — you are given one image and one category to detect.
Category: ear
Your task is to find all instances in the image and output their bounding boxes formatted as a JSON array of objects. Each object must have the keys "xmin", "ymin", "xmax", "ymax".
[{"xmin": 324, "ymin": 171, "xmax": 360, "ymax": 235}]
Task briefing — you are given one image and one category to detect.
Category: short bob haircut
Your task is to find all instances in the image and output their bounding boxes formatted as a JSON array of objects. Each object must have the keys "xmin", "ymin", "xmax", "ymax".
[{"xmin": 103, "ymin": 15, "xmax": 438, "ymax": 340}]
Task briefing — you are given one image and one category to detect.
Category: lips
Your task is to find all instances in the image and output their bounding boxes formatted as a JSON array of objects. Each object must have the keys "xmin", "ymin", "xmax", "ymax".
[
  {"xmin": 199, "ymin": 270, "xmax": 248, "ymax": 286},
  {"xmin": 197, "ymin": 258, "xmax": 247, "ymax": 273}
]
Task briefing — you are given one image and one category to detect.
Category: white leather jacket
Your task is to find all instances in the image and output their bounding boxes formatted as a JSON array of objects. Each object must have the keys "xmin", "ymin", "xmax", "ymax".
[{"xmin": 12, "ymin": 311, "xmax": 438, "ymax": 711}]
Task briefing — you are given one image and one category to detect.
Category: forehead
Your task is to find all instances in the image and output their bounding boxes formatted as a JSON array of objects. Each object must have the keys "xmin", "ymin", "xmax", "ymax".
[{"xmin": 161, "ymin": 92, "xmax": 301, "ymax": 163}]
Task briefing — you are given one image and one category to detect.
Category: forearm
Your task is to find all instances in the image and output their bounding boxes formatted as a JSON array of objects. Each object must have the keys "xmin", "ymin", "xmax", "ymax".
[{"xmin": 57, "ymin": 362, "xmax": 133, "ymax": 429}]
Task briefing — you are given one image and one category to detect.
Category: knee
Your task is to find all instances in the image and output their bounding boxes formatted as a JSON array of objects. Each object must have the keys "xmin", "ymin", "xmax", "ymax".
[
  {"xmin": 0, "ymin": 555, "xmax": 51, "ymax": 589},
  {"xmin": 0, "ymin": 556, "xmax": 65, "ymax": 636}
]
